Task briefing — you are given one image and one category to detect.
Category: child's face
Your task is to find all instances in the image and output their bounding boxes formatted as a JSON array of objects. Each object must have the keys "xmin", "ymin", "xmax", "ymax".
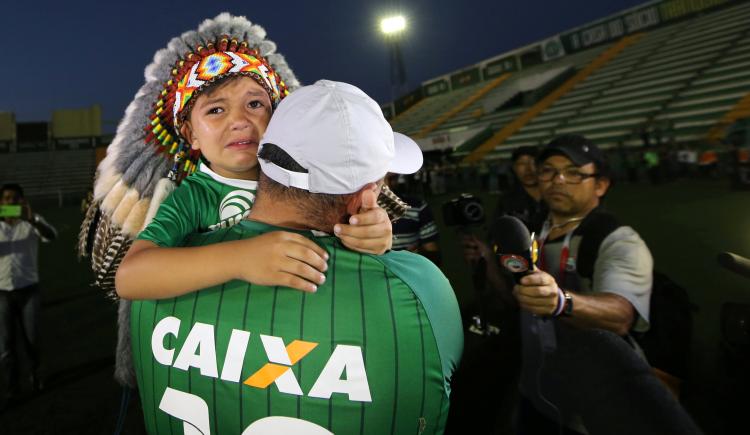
[{"xmin": 181, "ymin": 77, "xmax": 272, "ymax": 180}]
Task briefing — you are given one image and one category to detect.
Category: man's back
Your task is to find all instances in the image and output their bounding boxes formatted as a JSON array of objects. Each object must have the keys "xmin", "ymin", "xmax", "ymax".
[{"xmin": 131, "ymin": 220, "xmax": 462, "ymax": 435}]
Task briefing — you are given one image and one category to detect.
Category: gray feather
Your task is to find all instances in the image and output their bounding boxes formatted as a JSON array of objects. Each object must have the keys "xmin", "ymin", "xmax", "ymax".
[{"xmin": 114, "ymin": 299, "xmax": 137, "ymax": 388}]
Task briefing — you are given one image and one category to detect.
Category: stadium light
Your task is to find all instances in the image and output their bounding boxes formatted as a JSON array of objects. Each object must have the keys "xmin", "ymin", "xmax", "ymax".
[
  {"xmin": 380, "ymin": 16, "xmax": 406, "ymax": 36},
  {"xmin": 379, "ymin": 14, "xmax": 408, "ymax": 101}
]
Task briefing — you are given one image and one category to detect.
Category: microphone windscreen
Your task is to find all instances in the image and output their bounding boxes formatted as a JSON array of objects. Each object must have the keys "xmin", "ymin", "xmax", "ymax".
[{"xmin": 491, "ymin": 215, "xmax": 532, "ymax": 255}]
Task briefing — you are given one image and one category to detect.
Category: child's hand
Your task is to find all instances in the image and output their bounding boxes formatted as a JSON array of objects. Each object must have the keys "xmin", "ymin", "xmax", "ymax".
[
  {"xmin": 236, "ymin": 231, "xmax": 329, "ymax": 292},
  {"xmin": 334, "ymin": 188, "xmax": 393, "ymax": 255}
]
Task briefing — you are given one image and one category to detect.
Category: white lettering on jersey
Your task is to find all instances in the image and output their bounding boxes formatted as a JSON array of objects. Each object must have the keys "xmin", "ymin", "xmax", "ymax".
[
  {"xmin": 152, "ymin": 316, "xmax": 181, "ymax": 366},
  {"xmin": 159, "ymin": 388, "xmax": 333, "ymax": 435},
  {"xmin": 308, "ymin": 345, "xmax": 372, "ymax": 402},
  {"xmin": 242, "ymin": 416, "xmax": 333, "ymax": 435},
  {"xmin": 152, "ymin": 320, "xmax": 370, "ymax": 402},
  {"xmin": 220, "ymin": 329, "xmax": 251, "ymax": 382},
  {"xmin": 173, "ymin": 322, "xmax": 218, "ymax": 378},
  {"xmin": 259, "ymin": 335, "xmax": 303, "ymax": 395},
  {"xmin": 159, "ymin": 387, "xmax": 211, "ymax": 435}
]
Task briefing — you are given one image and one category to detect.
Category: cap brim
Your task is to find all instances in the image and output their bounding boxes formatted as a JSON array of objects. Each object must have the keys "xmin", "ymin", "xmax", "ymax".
[
  {"xmin": 389, "ymin": 132, "xmax": 423, "ymax": 174},
  {"xmin": 538, "ymin": 146, "xmax": 591, "ymax": 166}
]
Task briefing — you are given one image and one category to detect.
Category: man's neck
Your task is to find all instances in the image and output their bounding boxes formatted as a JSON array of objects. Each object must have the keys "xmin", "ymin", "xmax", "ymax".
[
  {"xmin": 548, "ymin": 202, "xmax": 599, "ymax": 234},
  {"xmin": 522, "ymin": 184, "xmax": 541, "ymax": 201},
  {"xmin": 248, "ymin": 196, "xmax": 332, "ymax": 233}
]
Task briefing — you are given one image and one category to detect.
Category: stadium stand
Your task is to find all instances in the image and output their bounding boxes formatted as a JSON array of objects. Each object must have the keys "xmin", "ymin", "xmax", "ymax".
[
  {"xmin": 477, "ymin": 2, "xmax": 750, "ymax": 159},
  {"xmin": 1, "ymin": 105, "xmax": 104, "ymax": 201},
  {"xmin": 466, "ymin": 34, "xmax": 644, "ymax": 162},
  {"xmin": 391, "ymin": 81, "xmax": 489, "ymax": 136},
  {"xmin": 0, "ymin": 149, "xmax": 96, "ymax": 201},
  {"xmin": 415, "ymin": 73, "xmax": 512, "ymax": 138},
  {"xmin": 385, "ymin": 0, "xmax": 750, "ymax": 164}
]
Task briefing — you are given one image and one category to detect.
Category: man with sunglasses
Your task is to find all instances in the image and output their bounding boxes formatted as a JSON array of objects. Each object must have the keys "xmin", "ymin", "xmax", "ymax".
[{"xmin": 515, "ymin": 134, "xmax": 653, "ymax": 434}]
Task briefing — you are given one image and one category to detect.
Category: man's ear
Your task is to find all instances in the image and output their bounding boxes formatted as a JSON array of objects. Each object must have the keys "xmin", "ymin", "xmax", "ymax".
[
  {"xmin": 345, "ymin": 182, "xmax": 379, "ymax": 216},
  {"xmin": 179, "ymin": 122, "xmax": 198, "ymax": 150},
  {"xmin": 595, "ymin": 176, "xmax": 611, "ymax": 198}
]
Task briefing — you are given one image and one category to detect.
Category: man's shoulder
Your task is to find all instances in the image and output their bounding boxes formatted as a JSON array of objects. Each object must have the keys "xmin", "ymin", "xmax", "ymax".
[
  {"xmin": 577, "ymin": 210, "xmax": 647, "ymax": 255},
  {"xmin": 577, "ymin": 209, "xmax": 622, "ymax": 237},
  {"xmin": 598, "ymin": 226, "xmax": 650, "ymax": 258},
  {"xmin": 376, "ymin": 250, "xmax": 444, "ymax": 280},
  {"xmin": 372, "ymin": 251, "xmax": 457, "ymax": 317},
  {"xmin": 575, "ymin": 209, "xmax": 628, "ymax": 278},
  {"xmin": 372, "ymin": 249, "xmax": 462, "ymax": 388}
]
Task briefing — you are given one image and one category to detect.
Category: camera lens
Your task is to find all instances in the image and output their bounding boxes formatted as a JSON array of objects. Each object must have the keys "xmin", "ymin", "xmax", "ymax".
[{"xmin": 462, "ymin": 201, "xmax": 484, "ymax": 223}]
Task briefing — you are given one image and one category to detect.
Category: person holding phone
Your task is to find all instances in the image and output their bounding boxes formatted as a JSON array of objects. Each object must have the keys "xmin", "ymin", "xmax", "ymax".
[{"xmin": 0, "ymin": 183, "xmax": 57, "ymax": 410}]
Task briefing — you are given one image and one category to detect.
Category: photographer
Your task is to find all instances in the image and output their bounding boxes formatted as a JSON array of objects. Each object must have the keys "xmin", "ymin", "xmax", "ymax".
[
  {"xmin": 515, "ymin": 135, "xmax": 654, "ymax": 434},
  {"xmin": 492, "ymin": 146, "xmax": 546, "ymax": 228},
  {"xmin": 0, "ymin": 183, "xmax": 57, "ymax": 410}
]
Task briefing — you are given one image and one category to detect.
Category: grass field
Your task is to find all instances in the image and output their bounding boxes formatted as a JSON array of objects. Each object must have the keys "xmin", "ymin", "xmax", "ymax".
[{"xmin": 2, "ymin": 178, "xmax": 748, "ymax": 433}]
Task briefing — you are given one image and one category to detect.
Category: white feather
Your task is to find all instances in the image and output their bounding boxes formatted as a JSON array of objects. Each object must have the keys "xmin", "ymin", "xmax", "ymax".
[
  {"xmin": 101, "ymin": 180, "xmax": 129, "ymax": 214},
  {"xmin": 122, "ymin": 198, "xmax": 151, "ymax": 236},
  {"xmin": 143, "ymin": 178, "xmax": 176, "ymax": 228},
  {"xmin": 111, "ymin": 188, "xmax": 140, "ymax": 228},
  {"xmin": 94, "ymin": 172, "xmax": 122, "ymax": 201}
]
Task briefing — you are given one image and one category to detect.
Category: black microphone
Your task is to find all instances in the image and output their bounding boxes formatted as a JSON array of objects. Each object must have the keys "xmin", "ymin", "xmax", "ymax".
[{"xmin": 490, "ymin": 215, "xmax": 536, "ymax": 282}]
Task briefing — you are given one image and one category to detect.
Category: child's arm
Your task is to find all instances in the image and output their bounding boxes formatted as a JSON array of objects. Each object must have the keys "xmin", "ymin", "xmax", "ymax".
[
  {"xmin": 334, "ymin": 188, "xmax": 393, "ymax": 255},
  {"xmin": 115, "ymin": 231, "xmax": 329, "ymax": 300}
]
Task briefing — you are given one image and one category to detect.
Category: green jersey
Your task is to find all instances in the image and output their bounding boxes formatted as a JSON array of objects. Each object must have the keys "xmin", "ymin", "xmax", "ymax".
[
  {"xmin": 138, "ymin": 162, "xmax": 258, "ymax": 247},
  {"xmin": 131, "ymin": 220, "xmax": 463, "ymax": 435}
]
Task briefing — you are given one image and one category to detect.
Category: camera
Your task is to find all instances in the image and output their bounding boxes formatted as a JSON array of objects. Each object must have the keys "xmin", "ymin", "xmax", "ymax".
[{"xmin": 442, "ymin": 193, "xmax": 485, "ymax": 227}]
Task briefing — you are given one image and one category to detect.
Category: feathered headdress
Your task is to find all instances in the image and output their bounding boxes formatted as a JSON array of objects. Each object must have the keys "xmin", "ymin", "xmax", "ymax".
[{"xmin": 78, "ymin": 13, "xmax": 300, "ymax": 294}]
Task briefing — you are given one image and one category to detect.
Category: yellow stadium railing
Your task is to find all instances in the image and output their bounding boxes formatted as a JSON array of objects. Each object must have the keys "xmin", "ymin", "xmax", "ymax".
[
  {"xmin": 707, "ymin": 92, "xmax": 750, "ymax": 144},
  {"xmin": 415, "ymin": 73, "xmax": 512, "ymax": 138}
]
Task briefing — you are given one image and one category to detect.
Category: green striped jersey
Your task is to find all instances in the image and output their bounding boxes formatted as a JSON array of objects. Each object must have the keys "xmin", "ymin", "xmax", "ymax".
[
  {"xmin": 131, "ymin": 220, "xmax": 462, "ymax": 435},
  {"xmin": 138, "ymin": 162, "xmax": 258, "ymax": 247}
]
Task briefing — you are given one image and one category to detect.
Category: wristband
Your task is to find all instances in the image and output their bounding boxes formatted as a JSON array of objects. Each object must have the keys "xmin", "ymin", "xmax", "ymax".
[{"xmin": 552, "ymin": 287, "xmax": 566, "ymax": 317}]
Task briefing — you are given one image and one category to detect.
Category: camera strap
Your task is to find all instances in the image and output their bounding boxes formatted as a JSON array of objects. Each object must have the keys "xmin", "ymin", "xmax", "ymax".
[{"xmin": 537, "ymin": 219, "xmax": 579, "ymax": 284}]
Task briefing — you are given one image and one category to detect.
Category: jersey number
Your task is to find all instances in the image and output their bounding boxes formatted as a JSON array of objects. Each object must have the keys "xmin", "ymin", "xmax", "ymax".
[{"xmin": 159, "ymin": 387, "xmax": 334, "ymax": 435}]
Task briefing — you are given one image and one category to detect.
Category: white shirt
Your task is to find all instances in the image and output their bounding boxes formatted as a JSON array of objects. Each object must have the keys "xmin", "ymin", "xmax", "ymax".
[{"xmin": 0, "ymin": 214, "xmax": 56, "ymax": 291}]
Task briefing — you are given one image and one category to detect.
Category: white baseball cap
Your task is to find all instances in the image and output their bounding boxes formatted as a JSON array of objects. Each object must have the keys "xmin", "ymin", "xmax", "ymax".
[{"xmin": 258, "ymin": 80, "xmax": 423, "ymax": 194}]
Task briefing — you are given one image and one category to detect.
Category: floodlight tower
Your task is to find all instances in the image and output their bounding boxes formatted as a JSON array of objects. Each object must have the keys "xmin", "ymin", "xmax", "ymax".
[{"xmin": 380, "ymin": 15, "xmax": 408, "ymax": 101}]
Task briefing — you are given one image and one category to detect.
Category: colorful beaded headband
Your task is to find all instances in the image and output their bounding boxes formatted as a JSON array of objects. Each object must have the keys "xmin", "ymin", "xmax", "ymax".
[
  {"xmin": 145, "ymin": 36, "xmax": 290, "ymax": 182},
  {"xmin": 173, "ymin": 51, "xmax": 287, "ymax": 128}
]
